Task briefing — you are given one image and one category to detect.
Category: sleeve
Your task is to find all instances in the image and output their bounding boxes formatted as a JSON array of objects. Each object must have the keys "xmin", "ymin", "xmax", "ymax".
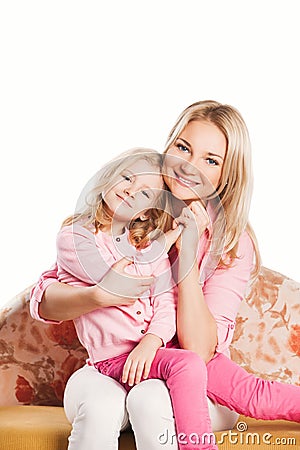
[
  {"xmin": 203, "ymin": 231, "xmax": 254, "ymax": 355},
  {"xmin": 56, "ymin": 224, "xmax": 115, "ymax": 285},
  {"xmin": 145, "ymin": 250, "xmax": 177, "ymax": 346},
  {"xmin": 29, "ymin": 264, "xmax": 61, "ymax": 323}
]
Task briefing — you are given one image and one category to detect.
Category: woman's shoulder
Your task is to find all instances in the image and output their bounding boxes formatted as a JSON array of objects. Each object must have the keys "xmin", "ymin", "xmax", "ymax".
[{"xmin": 236, "ymin": 229, "xmax": 255, "ymax": 257}]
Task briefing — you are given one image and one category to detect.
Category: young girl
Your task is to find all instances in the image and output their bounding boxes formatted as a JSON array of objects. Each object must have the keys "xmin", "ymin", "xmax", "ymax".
[{"xmin": 54, "ymin": 147, "xmax": 219, "ymax": 450}]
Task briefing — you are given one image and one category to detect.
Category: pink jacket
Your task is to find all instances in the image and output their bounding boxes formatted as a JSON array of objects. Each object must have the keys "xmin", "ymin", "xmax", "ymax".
[
  {"xmin": 30, "ymin": 225, "xmax": 254, "ymax": 359},
  {"xmin": 31, "ymin": 224, "xmax": 176, "ymax": 363}
]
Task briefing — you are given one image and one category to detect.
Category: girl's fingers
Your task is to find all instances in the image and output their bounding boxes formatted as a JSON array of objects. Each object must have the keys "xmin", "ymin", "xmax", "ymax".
[
  {"xmin": 134, "ymin": 362, "xmax": 145, "ymax": 385},
  {"xmin": 142, "ymin": 359, "xmax": 152, "ymax": 380},
  {"xmin": 122, "ymin": 358, "xmax": 132, "ymax": 384},
  {"xmin": 127, "ymin": 360, "xmax": 139, "ymax": 386}
]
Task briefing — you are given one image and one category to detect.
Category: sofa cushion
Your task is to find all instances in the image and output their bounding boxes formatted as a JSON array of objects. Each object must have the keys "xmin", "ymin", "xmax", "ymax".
[{"xmin": 0, "ymin": 406, "xmax": 299, "ymax": 450}]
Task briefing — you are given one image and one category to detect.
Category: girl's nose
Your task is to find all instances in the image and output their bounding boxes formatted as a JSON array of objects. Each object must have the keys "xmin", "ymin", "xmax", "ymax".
[{"xmin": 123, "ymin": 188, "xmax": 134, "ymax": 198}]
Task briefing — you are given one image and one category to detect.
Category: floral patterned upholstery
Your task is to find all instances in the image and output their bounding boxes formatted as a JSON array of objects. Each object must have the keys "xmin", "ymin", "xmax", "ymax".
[
  {"xmin": 0, "ymin": 289, "xmax": 87, "ymax": 407},
  {"xmin": 0, "ymin": 266, "xmax": 299, "ymax": 408},
  {"xmin": 231, "ymin": 267, "xmax": 300, "ymax": 386}
]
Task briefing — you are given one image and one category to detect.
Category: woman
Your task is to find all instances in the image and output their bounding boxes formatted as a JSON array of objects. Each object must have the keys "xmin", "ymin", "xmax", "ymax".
[{"xmin": 30, "ymin": 101, "xmax": 299, "ymax": 450}]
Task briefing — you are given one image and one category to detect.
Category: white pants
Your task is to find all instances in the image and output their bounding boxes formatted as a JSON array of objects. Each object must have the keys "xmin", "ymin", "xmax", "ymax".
[{"xmin": 64, "ymin": 364, "xmax": 239, "ymax": 450}]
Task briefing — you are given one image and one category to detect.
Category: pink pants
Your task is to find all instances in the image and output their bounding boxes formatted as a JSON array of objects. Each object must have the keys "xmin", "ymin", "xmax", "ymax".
[
  {"xmin": 96, "ymin": 347, "xmax": 218, "ymax": 450},
  {"xmin": 95, "ymin": 349, "xmax": 300, "ymax": 450},
  {"xmin": 206, "ymin": 352, "xmax": 300, "ymax": 423}
]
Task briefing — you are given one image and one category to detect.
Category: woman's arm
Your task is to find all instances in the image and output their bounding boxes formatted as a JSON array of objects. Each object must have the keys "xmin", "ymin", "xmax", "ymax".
[
  {"xmin": 30, "ymin": 257, "xmax": 155, "ymax": 323},
  {"xmin": 171, "ymin": 204, "xmax": 217, "ymax": 362},
  {"xmin": 39, "ymin": 282, "xmax": 104, "ymax": 321},
  {"xmin": 176, "ymin": 230, "xmax": 254, "ymax": 363},
  {"xmin": 176, "ymin": 249, "xmax": 217, "ymax": 363}
]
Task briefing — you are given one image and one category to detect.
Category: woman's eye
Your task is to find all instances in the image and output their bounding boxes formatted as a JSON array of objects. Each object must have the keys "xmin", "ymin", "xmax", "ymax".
[
  {"xmin": 206, "ymin": 158, "xmax": 218, "ymax": 166},
  {"xmin": 123, "ymin": 175, "xmax": 131, "ymax": 182},
  {"xmin": 142, "ymin": 190, "xmax": 150, "ymax": 198},
  {"xmin": 176, "ymin": 143, "xmax": 190, "ymax": 153}
]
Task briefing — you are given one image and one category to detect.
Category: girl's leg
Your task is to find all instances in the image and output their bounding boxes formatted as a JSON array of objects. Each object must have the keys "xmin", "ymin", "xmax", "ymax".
[
  {"xmin": 64, "ymin": 364, "xmax": 129, "ymax": 450},
  {"xmin": 127, "ymin": 379, "xmax": 178, "ymax": 450},
  {"xmin": 206, "ymin": 352, "xmax": 300, "ymax": 422},
  {"xmin": 126, "ymin": 380, "xmax": 238, "ymax": 450}
]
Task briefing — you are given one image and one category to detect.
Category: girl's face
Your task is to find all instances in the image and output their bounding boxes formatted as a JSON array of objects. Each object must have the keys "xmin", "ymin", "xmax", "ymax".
[
  {"xmin": 163, "ymin": 120, "xmax": 226, "ymax": 204},
  {"xmin": 103, "ymin": 159, "xmax": 164, "ymax": 225}
]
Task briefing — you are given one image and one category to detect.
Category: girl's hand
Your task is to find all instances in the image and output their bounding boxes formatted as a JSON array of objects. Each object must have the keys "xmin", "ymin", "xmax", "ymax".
[
  {"xmin": 94, "ymin": 257, "xmax": 155, "ymax": 307},
  {"xmin": 122, "ymin": 334, "xmax": 162, "ymax": 386}
]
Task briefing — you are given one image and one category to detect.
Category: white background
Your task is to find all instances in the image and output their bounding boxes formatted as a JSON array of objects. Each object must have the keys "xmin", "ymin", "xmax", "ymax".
[{"xmin": 1, "ymin": 0, "xmax": 299, "ymax": 306}]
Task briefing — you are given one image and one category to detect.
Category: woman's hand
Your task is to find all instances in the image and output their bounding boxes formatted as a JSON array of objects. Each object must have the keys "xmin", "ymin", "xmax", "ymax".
[
  {"xmin": 92, "ymin": 257, "xmax": 155, "ymax": 308},
  {"xmin": 122, "ymin": 334, "xmax": 162, "ymax": 386},
  {"xmin": 174, "ymin": 201, "xmax": 210, "ymax": 252}
]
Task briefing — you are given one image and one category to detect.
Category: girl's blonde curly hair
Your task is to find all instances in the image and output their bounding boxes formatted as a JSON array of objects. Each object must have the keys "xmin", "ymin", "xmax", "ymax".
[{"xmin": 62, "ymin": 148, "xmax": 173, "ymax": 250}]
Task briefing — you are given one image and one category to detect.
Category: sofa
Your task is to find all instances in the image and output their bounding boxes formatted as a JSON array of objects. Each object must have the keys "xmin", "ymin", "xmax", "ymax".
[{"xmin": 0, "ymin": 266, "xmax": 299, "ymax": 450}]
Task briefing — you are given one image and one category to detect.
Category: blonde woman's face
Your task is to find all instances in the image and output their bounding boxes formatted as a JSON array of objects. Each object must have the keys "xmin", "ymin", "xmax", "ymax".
[
  {"xmin": 163, "ymin": 120, "xmax": 226, "ymax": 204},
  {"xmin": 103, "ymin": 159, "xmax": 164, "ymax": 223}
]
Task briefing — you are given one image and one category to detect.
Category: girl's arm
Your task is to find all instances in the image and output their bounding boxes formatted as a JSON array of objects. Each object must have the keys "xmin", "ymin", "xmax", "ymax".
[{"xmin": 121, "ymin": 248, "xmax": 177, "ymax": 386}]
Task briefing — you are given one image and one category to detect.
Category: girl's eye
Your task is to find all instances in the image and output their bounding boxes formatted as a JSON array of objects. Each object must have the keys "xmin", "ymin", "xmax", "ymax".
[
  {"xmin": 142, "ymin": 190, "xmax": 150, "ymax": 198},
  {"xmin": 206, "ymin": 158, "xmax": 218, "ymax": 166},
  {"xmin": 123, "ymin": 175, "xmax": 132, "ymax": 182},
  {"xmin": 176, "ymin": 143, "xmax": 190, "ymax": 153}
]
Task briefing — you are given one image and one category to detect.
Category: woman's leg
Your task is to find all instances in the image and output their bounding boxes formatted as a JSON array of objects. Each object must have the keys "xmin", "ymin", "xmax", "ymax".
[
  {"xmin": 64, "ymin": 364, "xmax": 129, "ymax": 450},
  {"xmin": 206, "ymin": 352, "xmax": 300, "ymax": 422},
  {"xmin": 126, "ymin": 381, "xmax": 238, "ymax": 450}
]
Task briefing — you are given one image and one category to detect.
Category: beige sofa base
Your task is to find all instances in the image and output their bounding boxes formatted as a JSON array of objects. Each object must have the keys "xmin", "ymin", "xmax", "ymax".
[{"xmin": 0, "ymin": 406, "xmax": 299, "ymax": 450}]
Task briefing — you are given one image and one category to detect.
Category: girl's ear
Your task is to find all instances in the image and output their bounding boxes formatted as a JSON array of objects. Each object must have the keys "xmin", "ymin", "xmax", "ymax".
[{"xmin": 139, "ymin": 214, "xmax": 149, "ymax": 221}]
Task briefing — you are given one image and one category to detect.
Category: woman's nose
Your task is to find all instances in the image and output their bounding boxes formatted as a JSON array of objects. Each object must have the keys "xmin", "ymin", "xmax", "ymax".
[{"xmin": 180, "ymin": 160, "xmax": 200, "ymax": 176}]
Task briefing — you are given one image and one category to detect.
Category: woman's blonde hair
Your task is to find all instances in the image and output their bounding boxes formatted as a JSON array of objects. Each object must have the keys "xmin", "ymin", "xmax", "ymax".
[
  {"xmin": 62, "ymin": 148, "xmax": 173, "ymax": 249},
  {"xmin": 164, "ymin": 100, "xmax": 261, "ymax": 278}
]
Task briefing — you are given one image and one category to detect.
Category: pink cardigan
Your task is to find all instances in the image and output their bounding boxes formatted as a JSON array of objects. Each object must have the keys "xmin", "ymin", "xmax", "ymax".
[
  {"xmin": 32, "ymin": 224, "xmax": 176, "ymax": 363},
  {"xmin": 30, "ymin": 225, "xmax": 254, "ymax": 359}
]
